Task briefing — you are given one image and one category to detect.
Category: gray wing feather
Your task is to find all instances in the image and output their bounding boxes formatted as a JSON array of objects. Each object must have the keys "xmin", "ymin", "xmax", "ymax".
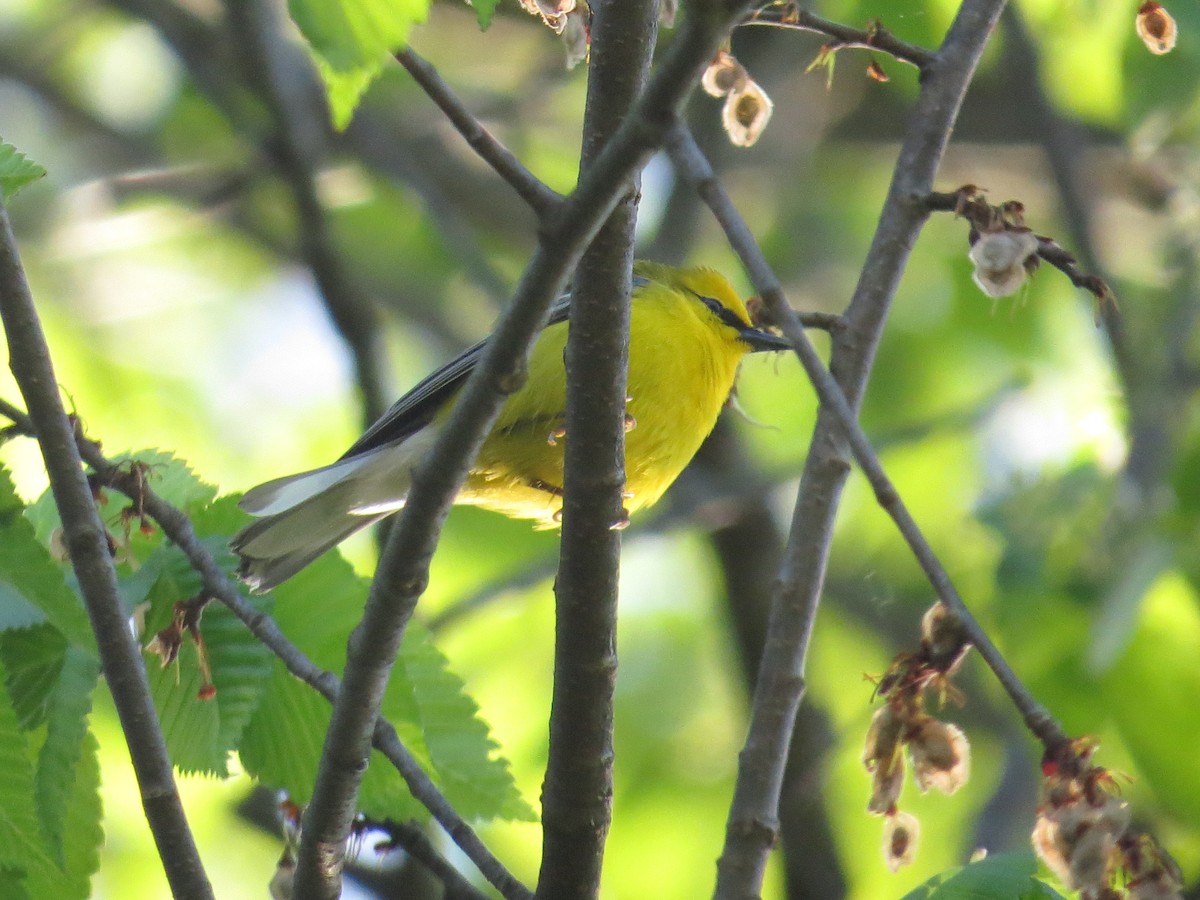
[{"xmin": 340, "ymin": 292, "xmax": 577, "ymax": 460}]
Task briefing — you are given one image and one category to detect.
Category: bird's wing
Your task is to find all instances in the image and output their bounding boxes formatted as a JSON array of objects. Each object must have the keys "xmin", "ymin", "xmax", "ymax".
[{"xmin": 339, "ymin": 292, "xmax": 577, "ymax": 460}]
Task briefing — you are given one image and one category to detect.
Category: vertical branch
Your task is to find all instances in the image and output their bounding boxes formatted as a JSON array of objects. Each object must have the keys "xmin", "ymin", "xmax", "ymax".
[
  {"xmin": 534, "ymin": 0, "xmax": 659, "ymax": 897},
  {"xmin": 0, "ymin": 203, "xmax": 214, "ymax": 900},
  {"xmin": 290, "ymin": 6, "xmax": 753, "ymax": 895},
  {"xmin": 712, "ymin": 2, "xmax": 1011, "ymax": 896}
]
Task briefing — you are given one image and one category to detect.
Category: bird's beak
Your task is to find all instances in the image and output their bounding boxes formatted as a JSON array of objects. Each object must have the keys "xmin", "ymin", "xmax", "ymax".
[{"xmin": 738, "ymin": 326, "xmax": 792, "ymax": 353}]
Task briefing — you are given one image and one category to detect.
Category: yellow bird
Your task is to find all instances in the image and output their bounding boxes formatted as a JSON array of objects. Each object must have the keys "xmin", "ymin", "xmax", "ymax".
[{"xmin": 231, "ymin": 262, "xmax": 789, "ymax": 590}]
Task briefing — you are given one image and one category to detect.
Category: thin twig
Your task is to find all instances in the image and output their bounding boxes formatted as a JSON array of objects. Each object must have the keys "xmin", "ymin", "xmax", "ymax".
[
  {"xmin": 0, "ymin": 205, "xmax": 215, "ymax": 900},
  {"xmin": 369, "ymin": 820, "xmax": 492, "ymax": 900},
  {"xmin": 292, "ymin": 4, "xmax": 762, "ymax": 895},
  {"xmin": 742, "ymin": 5, "xmax": 935, "ymax": 70},
  {"xmin": 0, "ymin": 402, "xmax": 533, "ymax": 900},
  {"xmin": 396, "ymin": 47, "xmax": 564, "ymax": 220}
]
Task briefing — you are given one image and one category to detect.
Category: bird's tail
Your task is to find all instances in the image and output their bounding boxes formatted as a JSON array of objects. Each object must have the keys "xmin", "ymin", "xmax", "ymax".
[{"xmin": 231, "ymin": 440, "xmax": 426, "ymax": 592}]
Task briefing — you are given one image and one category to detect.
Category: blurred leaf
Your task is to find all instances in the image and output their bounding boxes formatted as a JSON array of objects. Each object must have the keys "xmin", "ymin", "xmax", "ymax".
[
  {"xmin": 900, "ymin": 850, "xmax": 1066, "ymax": 899},
  {"xmin": 1102, "ymin": 572, "xmax": 1200, "ymax": 820},
  {"xmin": 0, "ymin": 658, "xmax": 57, "ymax": 887},
  {"xmin": 0, "ymin": 626, "xmax": 67, "ymax": 729},
  {"xmin": 288, "ymin": 0, "xmax": 430, "ymax": 127},
  {"xmin": 473, "ymin": 0, "xmax": 499, "ymax": 29},
  {"xmin": 33, "ymin": 647, "xmax": 98, "ymax": 865},
  {"xmin": 0, "ymin": 141, "xmax": 46, "ymax": 201},
  {"xmin": 313, "ymin": 57, "xmax": 378, "ymax": 131},
  {"xmin": 24, "ymin": 732, "xmax": 103, "ymax": 900},
  {"xmin": 0, "ymin": 468, "xmax": 94, "ymax": 653}
]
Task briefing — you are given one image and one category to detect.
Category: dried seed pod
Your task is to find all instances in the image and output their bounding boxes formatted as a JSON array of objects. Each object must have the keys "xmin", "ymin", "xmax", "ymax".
[
  {"xmin": 1136, "ymin": 2, "xmax": 1177, "ymax": 55},
  {"xmin": 968, "ymin": 228, "xmax": 1039, "ymax": 298},
  {"xmin": 702, "ymin": 49, "xmax": 745, "ymax": 98},
  {"xmin": 722, "ymin": 80, "xmax": 773, "ymax": 148},
  {"xmin": 883, "ymin": 811, "xmax": 920, "ymax": 872}
]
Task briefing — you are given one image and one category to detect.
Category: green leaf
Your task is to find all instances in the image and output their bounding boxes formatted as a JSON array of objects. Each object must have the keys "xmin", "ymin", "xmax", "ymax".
[
  {"xmin": 900, "ymin": 851, "xmax": 1067, "ymax": 899},
  {"xmin": 0, "ymin": 870, "xmax": 30, "ymax": 900},
  {"xmin": 398, "ymin": 621, "xmax": 534, "ymax": 822},
  {"xmin": 237, "ymin": 548, "xmax": 429, "ymax": 819},
  {"xmin": 34, "ymin": 647, "xmax": 99, "ymax": 865},
  {"xmin": 1102, "ymin": 571, "xmax": 1200, "ymax": 820},
  {"xmin": 472, "ymin": 0, "xmax": 499, "ymax": 29},
  {"xmin": 0, "ymin": 468, "xmax": 94, "ymax": 654},
  {"xmin": 0, "ymin": 141, "xmax": 46, "ymax": 201},
  {"xmin": 287, "ymin": 0, "xmax": 430, "ymax": 128},
  {"xmin": 25, "ymin": 732, "xmax": 103, "ymax": 900},
  {"xmin": 239, "ymin": 541, "xmax": 529, "ymax": 821},
  {"xmin": 140, "ymin": 518, "xmax": 274, "ymax": 777},
  {"xmin": 0, "ymin": 658, "xmax": 57, "ymax": 885},
  {"xmin": 0, "ymin": 626, "xmax": 67, "ymax": 729},
  {"xmin": 313, "ymin": 53, "xmax": 381, "ymax": 131}
]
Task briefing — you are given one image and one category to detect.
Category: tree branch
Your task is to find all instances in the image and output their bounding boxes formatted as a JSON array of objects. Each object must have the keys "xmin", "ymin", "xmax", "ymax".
[
  {"xmin": 533, "ymin": 0, "xmax": 658, "ymax": 895},
  {"xmin": 0, "ymin": 204, "xmax": 214, "ymax": 899},
  {"xmin": 292, "ymin": 3, "xmax": 759, "ymax": 894},
  {"xmin": 680, "ymin": 2, "xmax": 1035, "ymax": 894},
  {"xmin": 395, "ymin": 47, "xmax": 564, "ymax": 220},
  {"xmin": 742, "ymin": 6, "xmax": 934, "ymax": 70},
  {"xmin": 0, "ymin": 401, "xmax": 532, "ymax": 900}
]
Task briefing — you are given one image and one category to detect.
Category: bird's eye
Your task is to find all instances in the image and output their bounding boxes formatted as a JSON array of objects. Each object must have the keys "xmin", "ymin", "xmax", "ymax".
[{"xmin": 698, "ymin": 295, "xmax": 749, "ymax": 330}]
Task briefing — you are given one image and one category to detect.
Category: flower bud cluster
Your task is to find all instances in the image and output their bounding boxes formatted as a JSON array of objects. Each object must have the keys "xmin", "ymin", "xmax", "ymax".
[
  {"xmin": 863, "ymin": 603, "xmax": 973, "ymax": 871},
  {"xmin": 701, "ymin": 49, "xmax": 774, "ymax": 148},
  {"xmin": 1032, "ymin": 739, "xmax": 1183, "ymax": 899}
]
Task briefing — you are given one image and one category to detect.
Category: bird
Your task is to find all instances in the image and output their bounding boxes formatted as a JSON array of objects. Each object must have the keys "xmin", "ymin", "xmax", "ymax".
[{"xmin": 231, "ymin": 261, "xmax": 790, "ymax": 591}]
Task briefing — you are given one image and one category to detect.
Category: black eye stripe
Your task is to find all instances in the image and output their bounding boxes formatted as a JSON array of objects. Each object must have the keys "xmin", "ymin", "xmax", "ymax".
[{"xmin": 698, "ymin": 294, "xmax": 750, "ymax": 330}]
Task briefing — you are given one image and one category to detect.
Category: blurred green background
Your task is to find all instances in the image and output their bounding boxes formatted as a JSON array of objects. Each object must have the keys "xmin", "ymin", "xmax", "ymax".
[{"xmin": 1, "ymin": 0, "xmax": 1199, "ymax": 896}]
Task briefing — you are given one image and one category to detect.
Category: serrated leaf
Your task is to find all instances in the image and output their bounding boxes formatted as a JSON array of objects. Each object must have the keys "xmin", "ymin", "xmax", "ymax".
[
  {"xmin": 289, "ymin": 0, "xmax": 428, "ymax": 71},
  {"xmin": 0, "ymin": 468, "xmax": 94, "ymax": 654},
  {"xmin": 243, "ymin": 552, "xmax": 528, "ymax": 820},
  {"xmin": 288, "ymin": 0, "xmax": 430, "ymax": 128},
  {"xmin": 0, "ymin": 626, "xmax": 67, "ymax": 730},
  {"xmin": 0, "ymin": 141, "xmax": 46, "ymax": 201},
  {"xmin": 398, "ymin": 621, "xmax": 534, "ymax": 822},
  {"xmin": 25, "ymin": 732, "xmax": 102, "ymax": 900},
  {"xmin": 0, "ymin": 658, "xmax": 58, "ymax": 885},
  {"xmin": 34, "ymin": 648, "xmax": 98, "ymax": 865},
  {"xmin": 900, "ymin": 851, "xmax": 1066, "ymax": 899},
  {"xmin": 238, "ymin": 548, "xmax": 430, "ymax": 819},
  {"xmin": 140, "ymin": 524, "xmax": 274, "ymax": 777}
]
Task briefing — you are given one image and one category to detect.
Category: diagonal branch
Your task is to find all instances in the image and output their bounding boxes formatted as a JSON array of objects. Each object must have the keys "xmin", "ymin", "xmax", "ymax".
[
  {"xmin": 695, "ymin": 2, "xmax": 1021, "ymax": 895},
  {"xmin": 291, "ymin": 3, "xmax": 761, "ymax": 895},
  {"xmin": 0, "ymin": 398, "xmax": 533, "ymax": 900},
  {"xmin": 0, "ymin": 204, "xmax": 215, "ymax": 900},
  {"xmin": 395, "ymin": 47, "xmax": 564, "ymax": 220},
  {"xmin": 670, "ymin": 124, "xmax": 1065, "ymax": 743}
]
